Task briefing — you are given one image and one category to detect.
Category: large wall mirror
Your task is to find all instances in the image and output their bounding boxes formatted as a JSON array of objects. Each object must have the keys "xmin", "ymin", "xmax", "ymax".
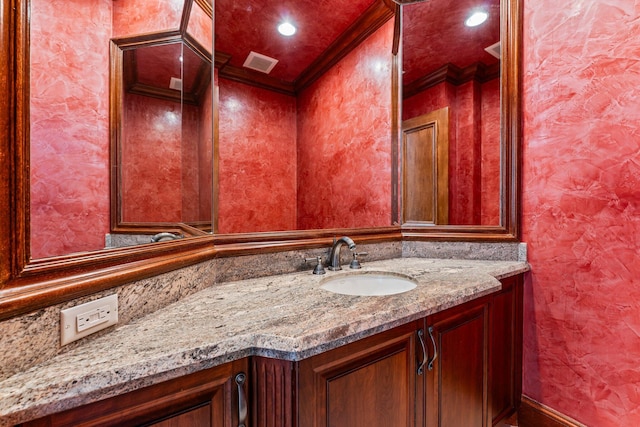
[
  {"xmin": 0, "ymin": 0, "xmax": 520, "ymax": 320},
  {"xmin": 0, "ymin": 0, "xmax": 217, "ymax": 320},
  {"xmin": 402, "ymin": 0, "xmax": 501, "ymax": 226},
  {"xmin": 400, "ymin": 0, "xmax": 521, "ymax": 237},
  {"xmin": 212, "ymin": 0, "xmax": 520, "ymax": 239},
  {"xmin": 111, "ymin": 27, "xmax": 214, "ymax": 246},
  {"xmin": 214, "ymin": 0, "xmax": 397, "ymax": 235}
]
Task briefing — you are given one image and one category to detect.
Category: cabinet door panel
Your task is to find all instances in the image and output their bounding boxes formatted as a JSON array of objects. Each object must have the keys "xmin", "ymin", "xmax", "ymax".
[
  {"xmin": 426, "ymin": 303, "xmax": 488, "ymax": 427},
  {"xmin": 21, "ymin": 359, "xmax": 248, "ymax": 427},
  {"xmin": 328, "ymin": 350, "xmax": 410, "ymax": 426},
  {"xmin": 149, "ymin": 404, "xmax": 211, "ymax": 427},
  {"xmin": 298, "ymin": 322, "xmax": 419, "ymax": 427}
]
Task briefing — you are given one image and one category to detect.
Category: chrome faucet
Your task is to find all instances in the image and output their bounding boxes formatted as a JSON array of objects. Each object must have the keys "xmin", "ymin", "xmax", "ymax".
[{"xmin": 328, "ymin": 236, "xmax": 356, "ymax": 271}]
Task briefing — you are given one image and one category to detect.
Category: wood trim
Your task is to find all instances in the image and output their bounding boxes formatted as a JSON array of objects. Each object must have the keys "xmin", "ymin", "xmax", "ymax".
[
  {"xmin": 109, "ymin": 41, "xmax": 123, "ymax": 233},
  {"xmin": 218, "ymin": 65, "xmax": 296, "ymax": 96},
  {"xmin": 212, "ymin": 84, "xmax": 220, "ymax": 234},
  {"xmin": 391, "ymin": 51, "xmax": 400, "ymax": 225},
  {"xmin": 391, "ymin": 3, "xmax": 401, "ymax": 56},
  {"xmin": 212, "ymin": 227, "xmax": 402, "ymax": 256},
  {"xmin": 214, "ymin": 51, "xmax": 231, "ymax": 69},
  {"xmin": 503, "ymin": 0, "xmax": 523, "ymax": 241},
  {"xmin": 403, "ymin": 62, "xmax": 500, "ymax": 99},
  {"xmin": 518, "ymin": 396, "xmax": 587, "ymax": 427},
  {"xmin": 251, "ymin": 357, "xmax": 296, "ymax": 427},
  {"xmin": 194, "ymin": 0, "xmax": 212, "ymax": 18},
  {"xmin": 0, "ymin": 0, "xmax": 16, "ymax": 287}
]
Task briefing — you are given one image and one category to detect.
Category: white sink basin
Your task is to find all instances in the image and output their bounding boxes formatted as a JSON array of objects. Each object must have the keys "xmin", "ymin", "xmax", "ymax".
[{"xmin": 320, "ymin": 272, "xmax": 417, "ymax": 296}]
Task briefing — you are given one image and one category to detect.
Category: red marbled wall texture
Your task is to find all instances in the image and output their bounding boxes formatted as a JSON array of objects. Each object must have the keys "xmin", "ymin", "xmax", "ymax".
[
  {"xmin": 30, "ymin": 0, "xmax": 112, "ymax": 258},
  {"xmin": 402, "ymin": 78, "xmax": 499, "ymax": 225},
  {"xmin": 121, "ymin": 93, "xmax": 210, "ymax": 224},
  {"xmin": 480, "ymin": 78, "xmax": 500, "ymax": 225},
  {"xmin": 30, "ymin": 0, "xmax": 213, "ymax": 257},
  {"xmin": 296, "ymin": 19, "xmax": 394, "ymax": 230},
  {"xmin": 198, "ymin": 80, "xmax": 213, "ymax": 222},
  {"xmin": 187, "ymin": 0, "xmax": 213, "ymax": 55},
  {"xmin": 112, "ymin": 0, "xmax": 185, "ymax": 37},
  {"xmin": 522, "ymin": 1, "xmax": 640, "ymax": 425},
  {"xmin": 217, "ymin": 79, "xmax": 297, "ymax": 233},
  {"xmin": 122, "ymin": 94, "xmax": 183, "ymax": 223}
]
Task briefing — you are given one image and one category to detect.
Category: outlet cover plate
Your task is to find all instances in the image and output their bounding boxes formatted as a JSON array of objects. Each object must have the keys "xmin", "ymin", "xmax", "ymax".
[{"xmin": 61, "ymin": 294, "xmax": 118, "ymax": 345}]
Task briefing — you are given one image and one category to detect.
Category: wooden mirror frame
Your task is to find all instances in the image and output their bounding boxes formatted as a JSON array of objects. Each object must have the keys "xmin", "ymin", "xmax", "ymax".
[
  {"xmin": 0, "ymin": 0, "xmax": 520, "ymax": 321},
  {"xmin": 399, "ymin": 0, "xmax": 522, "ymax": 240},
  {"xmin": 110, "ymin": 36, "xmax": 213, "ymax": 238}
]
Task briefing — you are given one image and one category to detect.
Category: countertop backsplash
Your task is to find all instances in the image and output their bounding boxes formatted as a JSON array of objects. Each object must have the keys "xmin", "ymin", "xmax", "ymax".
[{"xmin": 0, "ymin": 241, "xmax": 524, "ymax": 382}]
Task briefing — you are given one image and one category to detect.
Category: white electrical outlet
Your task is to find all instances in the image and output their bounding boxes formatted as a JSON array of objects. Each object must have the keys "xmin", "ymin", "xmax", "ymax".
[{"xmin": 61, "ymin": 294, "xmax": 118, "ymax": 345}]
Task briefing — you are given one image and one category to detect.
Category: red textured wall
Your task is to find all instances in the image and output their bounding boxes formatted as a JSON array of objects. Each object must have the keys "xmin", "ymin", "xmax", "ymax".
[
  {"xmin": 121, "ymin": 93, "xmax": 211, "ymax": 224},
  {"xmin": 480, "ymin": 78, "xmax": 500, "ymax": 225},
  {"xmin": 112, "ymin": 0, "xmax": 185, "ymax": 37},
  {"xmin": 217, "ymin": 79, "xmax": 297, "ymax": 233},
  {"xmin": 198, "ymin": 81, "xmax": 213, "ymax": 222},
  {"xmin": 186, "ymin": 0, "xmax": 213, "ymax": 55},
  {"xmin": 297, "ymin": 19, "xmax": 394, "ymax": 230},
  {"xmin": 29, "ymin": 0, "xmax": 112, "ymax": 259},
  {"xmin": 522, "ymin": 1, "xmax": 640, "ymax": 425},
  {"xmin": 122, "ymin": 94, "xmax": 183, "ymax": 223},
  {"xmin": 402, "ymin": 78, "xmax": 499, "ymax": 225},
  {"xmin": 30, "ymin": 0, "xmax": 213, "ymax": 257}
]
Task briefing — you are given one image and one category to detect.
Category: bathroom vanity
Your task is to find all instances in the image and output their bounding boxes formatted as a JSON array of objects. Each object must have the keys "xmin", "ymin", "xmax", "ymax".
[{"xmin": 3, "ymin": 258, "xmax": 527, "ymax": 427}]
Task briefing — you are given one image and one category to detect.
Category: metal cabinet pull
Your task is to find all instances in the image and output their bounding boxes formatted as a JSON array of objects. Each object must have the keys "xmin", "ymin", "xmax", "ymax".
[
  {"xmin": 417, "ymin": 329, "xmax": 427, "ymax": 375},
  {"xmin": 426, "ymin": 326, "xmax": 438, "ymax": 371},
  {"xmin": 235, "ymin": 372, "xmax": 247, "ymax": 427}
]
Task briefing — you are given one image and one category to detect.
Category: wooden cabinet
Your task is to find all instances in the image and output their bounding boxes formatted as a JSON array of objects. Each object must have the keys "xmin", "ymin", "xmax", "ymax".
[
  {"xmin": 421, "ymin": 300, "xmax": 489, "ymax": 427},
  {"xmin": 417, "ymin": 275, "xmax": 523, "ymax": 427},
  {"xmin": 19, "ymin": 275, "xmax": 523, "ymax": 427},
  {"xmin": 20, "ymin": 358, "xmax": 249, "ymax": 427},
  {"xmin": 489, "ymin": 275, "xmax": 523, "ymax": 425},
  {"xmin": 297, "ymin": 321, "xmax": 420, "ymax": 427},
  {"xmin": 290, "ymin": 275, "xmax": 522, "ymax": 427}
]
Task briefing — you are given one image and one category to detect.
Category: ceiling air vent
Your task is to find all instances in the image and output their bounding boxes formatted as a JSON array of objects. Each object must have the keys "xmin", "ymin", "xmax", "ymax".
[
  {"xmin": 485, "ymin": 41, "xmax": 501, "ymax": 60},
  {"xmin": 169, "ymin": 77, "xmax": 182, "ymax": 91},
  {"xmin": 243, "ymin": 51, "xmax": 278, "ymax": 74}
]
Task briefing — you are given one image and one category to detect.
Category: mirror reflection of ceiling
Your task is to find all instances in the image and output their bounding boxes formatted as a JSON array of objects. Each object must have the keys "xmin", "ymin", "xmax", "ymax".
[
  {"xmin": 215, "ymin": 0, "xmax": 499, "ymax": 89},
  {"xmin": 402, "ymin": 0, "xmax": 500, "ymax": 86},
  {"xmin": 214, "ymin": 0, "xmax": 375, "ymax": 83},
  {"xmin": 125, "ymin": 43, "xmax": 212, "ymax": 105}
]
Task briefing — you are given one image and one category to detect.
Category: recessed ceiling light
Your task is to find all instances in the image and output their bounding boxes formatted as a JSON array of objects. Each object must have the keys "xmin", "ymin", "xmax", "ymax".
[
  {"xmin": 465, "ymin": 11, "xmax": 488, "ymax": 27},
  {"xmin": 278, "ymin": 22, "xmax": 296, "ymax": 36}
]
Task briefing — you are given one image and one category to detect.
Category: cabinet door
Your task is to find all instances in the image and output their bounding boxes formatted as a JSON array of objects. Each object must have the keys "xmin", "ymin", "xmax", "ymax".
[
  {"xmin": 298, "ymin": 322, "xmax": 419, "ymax": 427},
  {"xmin": 424, "ymin": 302, "xmax": 489, "ymax": 427},
  {"xmin": 489, "ymin": 275, "xmax": 523, "ymax": 424},
  {"xmin": 20, "ymin": 358, "xmax": 249, "ymax": 427}
]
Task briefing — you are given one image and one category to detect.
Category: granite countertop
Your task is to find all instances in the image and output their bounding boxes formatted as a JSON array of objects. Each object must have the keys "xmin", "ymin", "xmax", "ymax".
[{"xmin": 0, "ymin": 258, "xmax": 529, "ymax": 425}]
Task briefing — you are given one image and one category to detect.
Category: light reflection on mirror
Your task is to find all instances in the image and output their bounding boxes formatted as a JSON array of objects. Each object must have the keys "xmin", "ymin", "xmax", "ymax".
[{"xmin": 401, "ymin": 0, "xmax": 501, "ymax": 226}]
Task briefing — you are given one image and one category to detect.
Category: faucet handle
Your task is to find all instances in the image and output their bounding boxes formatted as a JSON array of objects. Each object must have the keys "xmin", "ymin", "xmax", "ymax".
[
  {"xmin": 304, "ymin": 256, "xmax": 326, "ymax": 275},
  {"xmin": 349, "ymin": 252, "xmax": 369, "ymax": 269}
]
